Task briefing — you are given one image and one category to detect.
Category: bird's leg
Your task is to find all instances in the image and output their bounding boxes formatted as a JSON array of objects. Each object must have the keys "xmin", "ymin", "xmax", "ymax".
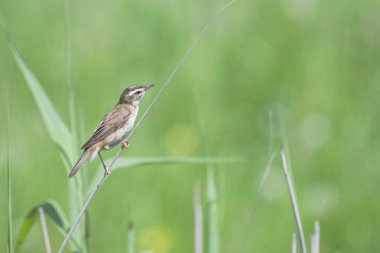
[
  {"xmin": 98, "ymin": 152, "xmax": 111, "ymax": 175},
  {"xmin": 121, "ymin": 139, "xmax": 130, "ymax": 149}
]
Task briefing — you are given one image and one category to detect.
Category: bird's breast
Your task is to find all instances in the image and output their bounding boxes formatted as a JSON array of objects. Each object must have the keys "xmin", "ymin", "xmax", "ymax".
[{"xmin": 104, "ymin": 107, "xmax": 138, "ymax": 148}]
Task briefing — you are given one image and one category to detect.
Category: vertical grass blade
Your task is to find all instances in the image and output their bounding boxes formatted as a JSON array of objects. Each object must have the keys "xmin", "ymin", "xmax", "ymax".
[
  {"xmin": 38, "ymin": 207, "xmax": 52, "ymax": 253},
  {"xmin": 292, "ymin": 233, "xmax": 297, "ymax": 253},
  {"xmin": 7, "ymin": 91, "xmax": 13, "ymax": 253},
  {"xmin": 127, "ymin": 222, "xmax": 135, "ymax": 253},
  {"xmin": 268, "ymin": 110, "xmax": 274, "ymax": 156},
  {"xmin": 193, "ymin": 182, "xmax": 203, "ymax": 253},
  {"xmin": 64, "ymin": 0, "xmax": 77, "ymax": 156},
  {"xmin": 63, "ymin": 1, "xmax": 86, "ymax": 250},
  {"xmin": 311, "ymin": 221, "xmax": 320, "ymax": 253},
  {"xmin": 58, "ymin": 173, "xmax": 108, "ymax": 253},
  {"xmin": 3, "ymin": 25, "xmax": 84, "ymax": 248},
  {"xmin": 195, "ymin": 84, "xmax": 219, "ymax": 253},
  {"xmin": 280, "ymin": 149, "xmax": 307, "ymax": 253},
  {"xmin": 85, "ymin": 210, "xmax": 91, "ymax": 253},
  {"xmin": 3, "ymin": 27, "xmax": 73, "ymax": 165},
  {"xmin": 206, "ymin": 166, "xmax": 219, "ymax": 253}
]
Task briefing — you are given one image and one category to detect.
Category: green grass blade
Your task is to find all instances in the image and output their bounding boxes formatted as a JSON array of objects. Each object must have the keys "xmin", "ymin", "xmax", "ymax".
[
  {"xmin": 112, "ymin": 156, "xmax": 246, "ymax": 169},
  {"xmin": 3, "ymin": 27, "xmax": 82, "ymax": 244},
  {"xmin": 126, "ymin": 222, "xmax": 135, "ymax": 253},
  {"xmin": 311, "ymin": 221, "xmax": 320, "ymax": 253},
  {"xmin": 7, "ymin": 91, "xmax": 13, "ymax": 253},
  {"xmin": 278, "ymin": 107, "xmax": 294, "ymax": 178},
  {"xmin": 4, "ymin": 28, "xmax": 73, "ymax": 164},
  {"xmin": 292, "ymin": 233, "xmax": 297, "ymax": 253},
  {"xmin": 86, "ymin": 156, "xmax": 246, "ymax": 195},
  {"xmin": 194, "ymin": 70, "xmax": 219, "ymax": 253},
  {"xmin": 193, "ymin": 182, "xmax": 203, "ymax": 253},
  {"xmin": 63, "ymin": 1, "xmax": 86, "ymax": 249},
  {"xmin": 38, "ymin": 207, "xmax": 52, "ymax": 253},
  {"xmin": 7, "ymin": 151, "xmax": 13, "ymax": 253},
  {"xmin": 64, "ymin": 0, "xmax": 77, "ymax": 154},
  {"xmin": 14, "ymin": 200, "xmax": 80, "ymax": 251},
  {"xmin": 206, "ymin": 165, "xmax": 219, "ymax": 253},
  {"xmin": 278, "ymin": 110, "xmax": 307, "ymax": 253},
  {"xmin": 280, "ymin": 149, "xmax": 307, "ymax": 253}
]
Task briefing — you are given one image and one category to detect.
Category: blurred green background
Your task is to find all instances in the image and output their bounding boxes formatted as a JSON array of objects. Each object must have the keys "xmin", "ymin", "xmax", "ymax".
[{"xmin": 1, "ymin": 0, "xmax": 380, "ymax": 252}]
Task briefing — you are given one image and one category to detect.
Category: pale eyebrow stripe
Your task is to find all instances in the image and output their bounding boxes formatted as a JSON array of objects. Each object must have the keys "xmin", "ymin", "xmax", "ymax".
[{"xmin": 129, "ymin": 88, "xmax": 144, "ymax": 95}]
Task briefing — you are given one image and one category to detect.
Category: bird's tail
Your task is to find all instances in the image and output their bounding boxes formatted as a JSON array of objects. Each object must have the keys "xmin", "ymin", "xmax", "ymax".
[{"xmin": 68, "ymin": 146, "xmax": 97, "ymax": 178}]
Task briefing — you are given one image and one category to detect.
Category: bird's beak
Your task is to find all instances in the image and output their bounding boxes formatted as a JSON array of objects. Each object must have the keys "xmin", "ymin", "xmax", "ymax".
[{"xmin": 144, "ymin": 84, "xmax": 155, "ymax": 91}]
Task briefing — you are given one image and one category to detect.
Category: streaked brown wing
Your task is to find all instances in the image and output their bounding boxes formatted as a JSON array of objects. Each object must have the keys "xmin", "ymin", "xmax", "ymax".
[{"xmin": 81, "ymin": 105, "xmax": 131, "ymax": 150}]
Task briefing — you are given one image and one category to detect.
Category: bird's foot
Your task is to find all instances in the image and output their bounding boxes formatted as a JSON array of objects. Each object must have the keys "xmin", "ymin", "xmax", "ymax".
[
  {"xmin": 103, "ymin": 165, "xmax": 111, "ymax": 176},
  {"xmin": 121, "ymin": 140, "xmax": 130, "ymax": 149}
]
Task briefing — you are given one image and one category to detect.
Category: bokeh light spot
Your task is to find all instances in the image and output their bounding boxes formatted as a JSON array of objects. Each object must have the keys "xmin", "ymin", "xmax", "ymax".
[{"xmin": 139, "ymin": 225, "xmax": 173, "ymax": 253}]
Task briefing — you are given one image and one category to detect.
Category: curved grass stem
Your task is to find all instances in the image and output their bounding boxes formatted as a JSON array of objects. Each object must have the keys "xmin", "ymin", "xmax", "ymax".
[{"xmin": 280, "ymin": 149, "xmax": 307, "ymax": 253}]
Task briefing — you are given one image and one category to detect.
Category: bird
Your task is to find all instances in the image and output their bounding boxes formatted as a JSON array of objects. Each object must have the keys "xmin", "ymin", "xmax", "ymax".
[{"xmin": 68, "ymin": 84, "xmax": 154, "ymax": 178}]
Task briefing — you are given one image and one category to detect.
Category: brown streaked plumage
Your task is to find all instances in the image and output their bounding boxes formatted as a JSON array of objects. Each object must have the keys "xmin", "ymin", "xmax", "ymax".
[{"xmin": 68, "ymin": 84, "xmax": 154, "ymax": 178}]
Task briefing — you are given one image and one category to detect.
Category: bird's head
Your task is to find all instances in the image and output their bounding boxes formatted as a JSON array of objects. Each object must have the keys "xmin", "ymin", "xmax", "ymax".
[{"xmin": 119, "ymin": 84, "xmax": 154, "ymax": 105}]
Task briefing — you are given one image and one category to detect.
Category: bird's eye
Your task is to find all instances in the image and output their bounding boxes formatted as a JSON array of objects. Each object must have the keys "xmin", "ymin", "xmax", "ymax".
[{"xmin": 136, "ymin": 91, "xmax": 142, "ymax": 94}]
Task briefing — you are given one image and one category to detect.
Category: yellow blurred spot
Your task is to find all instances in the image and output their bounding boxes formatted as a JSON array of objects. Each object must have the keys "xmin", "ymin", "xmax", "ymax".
[
  {"xmin": 139, "ymin": 225, "xmax": 173, "ymax": 253},
  {"xmin": 164, "ymin": 123, "xmax": 199, "ymax": 156}
]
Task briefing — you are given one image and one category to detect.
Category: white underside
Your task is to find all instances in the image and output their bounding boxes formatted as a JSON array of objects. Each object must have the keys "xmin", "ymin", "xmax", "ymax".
[
  {"xmin": 104, "ymin": 107, "xmax": 138, "ymax": 149},
  {"xmin": 88, "ymin": 107, "xmax": 138, "ymax": 161}
]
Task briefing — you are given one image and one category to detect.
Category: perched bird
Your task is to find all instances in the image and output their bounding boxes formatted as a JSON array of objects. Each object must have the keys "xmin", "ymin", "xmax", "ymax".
[{"xmin": 68, "ymin": 84, "xmax": 154, "ymax": 178}]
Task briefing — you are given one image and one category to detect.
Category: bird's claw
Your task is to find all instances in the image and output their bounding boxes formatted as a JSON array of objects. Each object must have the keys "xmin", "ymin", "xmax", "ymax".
[
  {"xmin": 103, "ymin": 166, "xmax": 111, "ymax": 176},
  {"xmin": 121, "ymin": 140, "xmax": 130, "ymax": 149}
]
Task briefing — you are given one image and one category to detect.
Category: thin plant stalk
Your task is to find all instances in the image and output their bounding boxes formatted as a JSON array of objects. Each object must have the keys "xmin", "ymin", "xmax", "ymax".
[
  {"xmin": 193, "ymin": 182, "xmax": 203, "ymax": 253},
  {"xmin": 58, "ymin": 173, "xmax": 106, "ymax": 253},
  {"xmin": 38, "ymin": 207, "xmax": 52, "ymax": 253},
  {"xmin": 64, "ymin": 0, "xmax": 76, "ymax": 152},
  {"xmin": 194, "ymin": 60, "xmax": 217, "ymax": 253},
  {"xmin": 311, "ymin": 221, "xmax": 320, "ymax": 253},
  {"xmin": 58, "ymin": 1, "xmax": 238, "ymax": 251},
  {"xmin": 206, "ymin": 166, "xmax": 219, "ymax": 253},
  {"xmin": 127, "ymin": 222, "xmax": 135, "ymax": 253},
  {"xmin": 7, "ymin": 90, "xmax": 13, "ymax": 253},
  {"xmin": 280, "ymin": 149, "xmax": 307, "ymax": 253},
  {"xmin": 292, "ymin": 233, "xmax": 297, "ymax": 253},
  {"xmin": 85, "ymin": 210, "xmax": 91, "ymax": 253},
  {"xmin": 58, "ymin": 145, "xmax": 125, "ymax": 253},
  {"xmin": 279, "ymin": 107, "xmax": 293, "ymax": 173},
  {"xmin": 64, "ymin": 0, "xmax": 84, "ymax": 248},
  {"xmin": 127, "ymin": 0, "xmax": 238, "ymax": 139},
  {"xmin": 268, "ymin": 110, "xmax": 273, "ymax": 156},
  {"xmin": 78, "ymin": 96, "xmax": 91, "ymax": 252}
]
